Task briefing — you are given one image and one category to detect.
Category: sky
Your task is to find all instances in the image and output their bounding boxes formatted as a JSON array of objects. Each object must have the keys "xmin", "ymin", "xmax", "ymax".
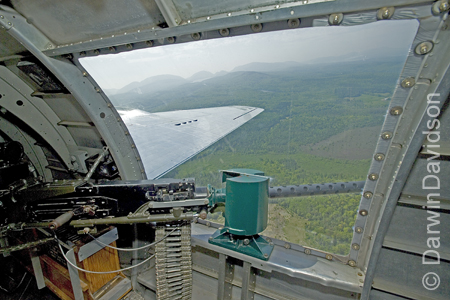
[{"xmin": 80, "ymin": 20, "xmax": 419, "ymax": 90}]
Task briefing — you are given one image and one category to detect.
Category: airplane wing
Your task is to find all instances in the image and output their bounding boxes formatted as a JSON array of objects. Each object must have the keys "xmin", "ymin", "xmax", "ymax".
[{"xmin": 118, "ymin": 106, "xmax": 263, "ymax": 179}]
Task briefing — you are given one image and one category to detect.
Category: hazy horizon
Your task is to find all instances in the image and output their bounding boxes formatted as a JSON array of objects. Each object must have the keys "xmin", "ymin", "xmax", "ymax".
[{"xmin": 81, "ymin": 20, "xmax": 419, "ymax": 90}]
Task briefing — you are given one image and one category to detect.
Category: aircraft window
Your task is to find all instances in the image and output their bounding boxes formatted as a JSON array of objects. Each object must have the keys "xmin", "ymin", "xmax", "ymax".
[{"xmin": 80, "ymin": 20, "xmax": 418, "ymax": 255}]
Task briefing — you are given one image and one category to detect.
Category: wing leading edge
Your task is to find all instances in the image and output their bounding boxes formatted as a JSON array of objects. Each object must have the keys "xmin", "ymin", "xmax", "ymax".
[{"xmin": 119, "ymin": 106, "xmax": 264, "ymax": 179}]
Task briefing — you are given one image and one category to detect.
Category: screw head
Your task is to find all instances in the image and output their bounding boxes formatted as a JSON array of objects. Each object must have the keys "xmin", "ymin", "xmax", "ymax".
[
  {"xmin": 415, "ymin": 41, "xmax": 433, "ymax": 55},
  {"xmin": 363, "ymin": 191, "xmax": 373, "ymax": 199},
  {"xmin": 304, "ymin": 248, "xmax": 311, "ymax": 255},
  {"xmin": 368, "ymin": 173, "xmax": 378, "ymax": 181},
  {"xmin": 191, "ymin": 32, "xmax": 201, "ymax": 40},
  {"xmin": 251, "ymin": 23, "xmax": 262, "ymax": 32},
  {"xmin": 440, "ymin": 1, "xmax": 449, "ymax": 12},
  {"xmin": 352, "ymin": 243, "xmax": 360, "ymax": 250},
  {"xmin": 381, "ymin": 132, "xmax": 393, "ymax": 140},
  {"xmin": 329, "ymin": 13, "xmax": 343, "ymax": 25},
  {"xmin": 355, "ymin": 227, "xmax": 363, "ymax": 233},
  {"xmin": 219, "ymin": 28, "xmax": 230, "ymax": 37},
  {"xmin": 401, "ymin": 77, "xmax": 415, "ymax": 88},
  {"xmin": 374, "ymin": 153, "xmax": 385, "ymax": 161},
  {"xmin": 390, "ymin": 106, "xmax": 403, "ymax": 116}
]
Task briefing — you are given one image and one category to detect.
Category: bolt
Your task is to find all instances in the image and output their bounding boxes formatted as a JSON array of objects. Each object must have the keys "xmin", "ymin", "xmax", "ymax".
[
  {"xmin": 82, "ymin": 72, "xmax": 88, "ymax": 77},
  {"xmin": 243, "ymin": 239, "xmax": 250, "ymax": 245},
  {"xmin": 355, "ymin": 227, "xmax": 363, "ymax": 233},
  {"xmin": 348, "ymin": 260, "xmax": 356, "ymax": 267},
  {"xmin": 330, "ymin": 14, "xmax": 340, "ymax": 25},
  {"xmin": 382, "ymin": 8, "xmax": 390, "ymax": 19},
  {"xmin": 359, "ymin": 209, "xmax": 368, "ymax": 216},
  {"xmin": 326, "ymin": 254, "xmax": 333, "ymax": 260},
  {"xmin": 352, "ymin": 243, "xmax": 360, "ymax": 250},
  {"xmin": 0, "ymin": 16, "xmax": 4, "ymax": 19},
  {"xmin": 368, "ymin": 173, "xmax": 378, "ymax": 181},
  {"xmin": 304, "ymin": 248, "xmax": 311, "ymax": 255}
]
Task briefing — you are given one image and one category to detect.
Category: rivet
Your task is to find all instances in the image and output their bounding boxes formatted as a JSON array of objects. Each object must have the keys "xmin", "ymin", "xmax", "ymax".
[
  {"xmin": 363, "ymin": 191, "xmax": 373, "ymax": 199},
  {"xmin": 227, "ymin": 13, "xmax": 232, "ymax": 16},
  {"xmin": 352, "ymin": 243, "xmax": 360, "ymax": 251},
  {"xmin": 390, "ymin": 106, "xmax": 403, "ymax": 116},
  {"xmin": 381, "ymin": 131, "xmax": 393, "ymax": 140},
  {"xmin": 0, "ymin": 16, "xmax": 3, "ymax": 19},
  {"xmin": 348, "ymin": 260, "xmax": 356, "ymax": 267},
  {"xmin": 358, "ymin": 272, "xmax": 363, "ymax": 276},
  {"xmin": 187, "ymin": 20, "xmax": 191, "ymax": 24},
  {"xmin": 355, "ymin": 227, "xmax": 363, "ymax": 233},
  {"xmin": 326, "ymin": 254, "xmax": 333, "ymax": 260},
  {"xmin": 368, "ymin": 173, "xmax": 378, "ymax": 181},
  {"xmin": 290, "ymin": 10, "xmax": 294, "ymax": 15},
  {"xmin": 275, "ymin": 5, "xmax": 280, "ymax": 9},
  {"xmin": 251, "ymin": 23, "xmax": 263, "ymax": 32},
  {"xmin": 82, "ymin": 72, "xmax": 88, "ymax": 77},
  {"xmin": 95, "ymin": 87, "xmax": 101, "ymax": 93},
  {"xmin": 401, "ymin": 77, "xmax": 415, "ymax": 88},
  {"xmin": 250, "ymin": 9, "xmax": 255, "ymax": 13},
  {"xmin": 304, "ymin": 248, "xmax": 311, "ymax": 255},
  {"xmin": 359, "ymin": 209, "xmax": 368, "ymax": 216},
  {"xmin": 206, "ymin": 16, "xmax": 211, "ymax": 20},
  {"xmin": 264, "ymin": 253, "xmax": 269, "ymax": 258}
]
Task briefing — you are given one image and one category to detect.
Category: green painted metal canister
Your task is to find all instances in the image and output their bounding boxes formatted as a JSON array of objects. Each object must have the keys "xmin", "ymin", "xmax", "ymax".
[{"xmin": 223, "ymin": 170, "xmax": 269, "ymax": 236}]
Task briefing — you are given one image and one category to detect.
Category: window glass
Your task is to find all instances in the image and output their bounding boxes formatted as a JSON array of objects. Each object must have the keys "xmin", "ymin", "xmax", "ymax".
[{"xmin": 81, "ymin": 20, "xmax": 418, "ymax": 255}]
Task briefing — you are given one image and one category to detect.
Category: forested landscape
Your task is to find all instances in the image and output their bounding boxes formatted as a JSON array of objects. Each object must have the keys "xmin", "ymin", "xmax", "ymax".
[{"xmin": 110, "ymin": 57, "xmax": 404, "ymax": 254}]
